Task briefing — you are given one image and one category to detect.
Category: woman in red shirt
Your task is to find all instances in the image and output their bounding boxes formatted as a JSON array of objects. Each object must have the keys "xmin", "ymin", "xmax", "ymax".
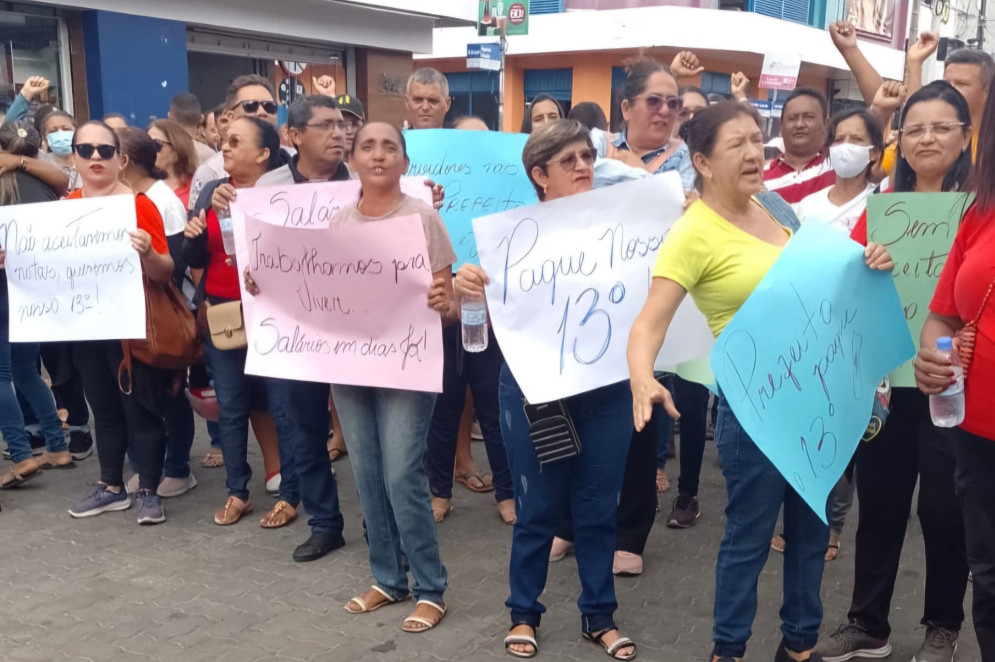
[
  {"xmin": 183, "ymin": 116, "xmax": 295, "ymax": 530},
  {"xmin": 916, "ymin": 83, "xmax": 995, "ymax": 662},
  {"xmin": 148, "ymin": 119, "xmax": 198, "ymax": 208},
  {"xmin": 65, "ymin": 121, "xmax": 176, "ymax": 525}
]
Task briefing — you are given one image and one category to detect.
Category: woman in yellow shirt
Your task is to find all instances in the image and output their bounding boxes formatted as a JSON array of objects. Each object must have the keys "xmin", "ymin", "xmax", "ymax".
[{"xmin": 627, "ymin": 102, "xmax": 893, "ymax": 662}]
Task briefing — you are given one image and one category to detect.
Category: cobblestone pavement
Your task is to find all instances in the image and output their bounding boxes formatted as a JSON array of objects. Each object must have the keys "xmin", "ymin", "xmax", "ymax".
[{"xmin": 0, "ymin": 425, "xmax": 978, "ymax": 662}]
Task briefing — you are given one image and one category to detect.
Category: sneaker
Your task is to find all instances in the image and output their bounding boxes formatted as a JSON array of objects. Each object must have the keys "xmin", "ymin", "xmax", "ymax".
[
  {"xmin": 666, "ymin": 495, "xmax": 701, "ymax": 529},
  {"xmin": 68, "ymin": 429, "xmax": 94, "ymax": 460},
  {"xmin": 814, "ymin": 624, "xmax": 892, "ymax": 662},
  {"xmin": 135, "ymin": 489, "xmax": 166, "ymax": 525},
  {"xmin": 549, "ymin": 537, "xmax": 574, "ymax": 562},
  {"xmin": 3, "ymin": 433, "xmax": 45, "ymax": 460},
  {"xmin": 125, "ymin": 474, "xmax": 141, "ymax": 495},
  {"xmin": 158, "ymin": 474, "xmax": 197, "ymax": 498},
  {"xmin": 68, "ymin": 483, "xmax": 131, "ymax": 518},
  {"xmin": 775, "ymin": 642, "xmax": 826, "ymax": 662},
  {"xmin": 913, "ymin": 626, "xmax": 958, "ymax": 662}
]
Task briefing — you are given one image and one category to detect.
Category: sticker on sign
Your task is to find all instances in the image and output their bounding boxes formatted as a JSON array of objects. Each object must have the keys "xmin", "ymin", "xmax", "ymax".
[
  {"xmin": 508, "ymin": 2, "xmax": 527, "ymax": 24},
  {"xmin": 759, "ymin": 52, "xmax": 802, "ymax": 91}
]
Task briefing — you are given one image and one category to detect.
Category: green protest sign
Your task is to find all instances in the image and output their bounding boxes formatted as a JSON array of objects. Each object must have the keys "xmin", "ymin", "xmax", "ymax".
[
  {"xmin": 866, "ymin": 192, "xmax": 971, "ymax": 386},
  {"xmin": 478, "ymin": 0, "xmax": 529, "ymax": 37}
]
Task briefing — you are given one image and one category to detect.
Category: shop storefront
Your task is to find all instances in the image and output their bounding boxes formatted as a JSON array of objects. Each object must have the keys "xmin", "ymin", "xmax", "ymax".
[{"xmin": 0, "ymin": 2, "xmax": 72, "ymax": 119}]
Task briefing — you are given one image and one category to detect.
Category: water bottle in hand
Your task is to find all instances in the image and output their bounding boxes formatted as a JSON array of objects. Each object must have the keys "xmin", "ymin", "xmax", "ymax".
[
  {"xmin": 218, "ymin": 210, "xmax": 237, "ymax": 256},
  {"xmin": 461, "ymin": 297, "xmax": 488, "ymax": 353},
  {"xmin": 929, "ymin": 336, "xmax": 965, "ymax": 428}
]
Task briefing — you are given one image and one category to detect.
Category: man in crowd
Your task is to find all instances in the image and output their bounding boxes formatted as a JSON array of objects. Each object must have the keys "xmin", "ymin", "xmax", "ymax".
[
  {"xmin": 763, "ymin": 87, "xmax": 835, "ymax": 204},
  {"xmin": 169, "ymin": 92, "xmax": 217, "ymax": 164},
  {"xmin": 334, "ymin": 93, "xmax": 365, "ymax": 162},
  {"xmin": 404, "ymin": 68, "xmax": 451, "ymax": 130}
]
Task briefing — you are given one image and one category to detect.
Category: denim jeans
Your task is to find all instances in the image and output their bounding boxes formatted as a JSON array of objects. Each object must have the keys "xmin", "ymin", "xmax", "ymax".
[
  {"xmin": 712, "ymin": 394, "xmax": 828, "ymax": 658},
  {"xmin": 332, "ymin": 383, "xmax": 446, "ymax": 603},
  {"xmin": 1, "ymin": 334, "xmax": 67, "ymax": 463},
  {"xmin": 426, "ymin": 324, "xmax": 513, "ymax": 502},
  {"xmin": 500, "ymin": 363, "xmax": 632, "ymax": 633},
  {"xmin": 271, "ymin": 379, "xmax": 344, "ymax": 535},
  {"xmin": 203, "ymin": 338, "xmax": 299, "ymax": 503}
]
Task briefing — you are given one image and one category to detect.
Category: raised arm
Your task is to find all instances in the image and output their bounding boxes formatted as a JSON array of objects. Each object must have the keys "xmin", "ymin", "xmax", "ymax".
[
  {"xmin": 829, "ymin": 22, "xmax": 884, "ymax": 104},
  {"xmin": 905, "ymin": 31, "xmax": 939, "ymax": 98}
]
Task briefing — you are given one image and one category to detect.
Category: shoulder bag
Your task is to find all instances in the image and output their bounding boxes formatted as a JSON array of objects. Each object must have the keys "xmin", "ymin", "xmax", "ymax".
[{"xmin": 954, "ymin": 275, "xmax": 995, "ymax": 378}]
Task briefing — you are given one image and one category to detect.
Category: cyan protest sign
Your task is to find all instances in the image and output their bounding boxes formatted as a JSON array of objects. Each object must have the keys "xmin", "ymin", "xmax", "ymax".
[
  {"xmin": 711, "ymin": 221, "xmax": 914, "ymax": 522},
  {"xmin": 406, "ymin": 129, "xmax": 536, "ymax": 267}
]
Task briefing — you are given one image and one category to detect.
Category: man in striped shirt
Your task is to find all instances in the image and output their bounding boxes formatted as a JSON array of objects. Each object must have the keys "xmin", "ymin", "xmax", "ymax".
[{"xmin": 764, "ymin": 87, "xmax": 836, "ymax": 204}]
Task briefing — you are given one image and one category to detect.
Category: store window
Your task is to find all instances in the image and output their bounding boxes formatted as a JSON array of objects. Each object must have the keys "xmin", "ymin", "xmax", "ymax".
[
  {"xmin": 444, "ymin": 71, "xmax": 499, "ymax": 129},
  {"xmin": 0, "ymin": 3, "xmax": 68, "ymax": 119}
]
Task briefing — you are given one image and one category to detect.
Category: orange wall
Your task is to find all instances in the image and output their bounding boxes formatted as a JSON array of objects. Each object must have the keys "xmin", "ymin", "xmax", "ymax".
[{"xmin": 571, "ymin": 55, "xmax": 613, "ymax": 124}]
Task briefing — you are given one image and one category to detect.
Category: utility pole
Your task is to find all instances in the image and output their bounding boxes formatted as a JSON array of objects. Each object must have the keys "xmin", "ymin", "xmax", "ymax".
[
  {"xmin": 978, "ymin": 0, "xmax": 987, "ymax": 50},
  {"xmin": 498, "ymin": 31, "xmax": 507, "ymax": 131}
]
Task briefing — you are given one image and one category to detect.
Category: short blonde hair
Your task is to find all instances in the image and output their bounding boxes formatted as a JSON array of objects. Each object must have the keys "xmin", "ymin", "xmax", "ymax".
[{"xmin": 521, "ymin": 119, "xmax": 593, "ymax": 201}]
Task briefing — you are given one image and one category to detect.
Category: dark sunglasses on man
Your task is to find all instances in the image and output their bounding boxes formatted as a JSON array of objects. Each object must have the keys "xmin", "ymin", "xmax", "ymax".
[
  {"xmin": 72, "ymin": 143, "xmax": 119, "ymax": 160},
  {"xmin": 231, "ymin": 99, "xmax": 278, "ymax": 115}
]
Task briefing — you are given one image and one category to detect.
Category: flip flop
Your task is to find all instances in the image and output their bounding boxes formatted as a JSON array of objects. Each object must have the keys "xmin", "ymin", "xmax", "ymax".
[
  {"xmin": 825, "ymin": 542, "xmax": 841, "ymax": 562},
  {"xmin": 0, "ymin": 463, "xmax": 40, "ymax": 489},
  {"xmin": 770, "ymin": 535, "xmax": 786, "ymax": 553},
  {"xmin": 201, "ymin": 449, "xmax": 224, "ymax": 468},
  {"xmin": 455, "ymin": 471, "xmax": 493, "ymax": 493},
  {"xmin": 328, "ymin": 447, "xmax": 348, "ymax": 462}
]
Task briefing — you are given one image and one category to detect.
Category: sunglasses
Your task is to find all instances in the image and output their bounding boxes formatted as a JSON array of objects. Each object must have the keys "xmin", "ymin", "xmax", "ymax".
[
  {"xmin": 152, "ymin": 139, "xmax": 171, "ymax": 152},
  {"xmin": 549, "ymin": 148, "xmax": 596, "ymax": 171},
  {"xmin": 73, "ymin": 143, "xmax": 118, "ymax": 160},
  {"xmin": 637, "ymin": 94, "xmax": 683, "ymax": 114},
  {"xmin": 232, "ymin": 100, "xmax": 278, "ymax": 115}
]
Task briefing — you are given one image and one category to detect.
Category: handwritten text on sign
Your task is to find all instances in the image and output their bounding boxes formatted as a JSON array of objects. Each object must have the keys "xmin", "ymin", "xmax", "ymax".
[
  {"xmin": 0, "ymin": 195, "xmax": 145, "ymax": 342},
  {"xmin": 475, "ymin": 174, "xmax": 714, "ymax": 404},
  {"xmin": 407, "ymin": 129, "xmax": 536, "ymax": 267},
  {"xmin": 712, "ymin": 222, "xmax": 913, "ymax": 522},
  {"xmin": 238, "ymin": 214, "xmax": 443, "ymax": 392},
  {"xmin": 866, "ymin": 192, "xmax": 967, "ymax": 387}
]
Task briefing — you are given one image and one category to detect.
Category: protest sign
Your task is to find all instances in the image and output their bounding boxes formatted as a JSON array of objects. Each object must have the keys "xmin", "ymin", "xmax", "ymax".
[
  {"xmin": 237, "ymin": 213, "xmax": 443, "ymax": 392},
  {"xmin": 0, "ymin": 195, "xmax": 145, "ymax": 342},
  {"xmin": 228, "ymin": 177, "xmax": 432, "ymax": 230},
  {"xmin": 711, "ymin": 221, "xmax": 914, "ymax": 522},
  {"xmin": 407, "ymin": 129, "xmax": 536, "ymax": 267},
  {"xmin": 474, "ymin": 174, "xmax": 714, "ymax": 404},
  {"xmin": 866, "ymin": 192, "xmax": 969, "ymax": 387}
]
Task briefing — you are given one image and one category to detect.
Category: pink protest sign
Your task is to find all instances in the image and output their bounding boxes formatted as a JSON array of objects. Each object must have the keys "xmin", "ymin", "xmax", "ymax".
[{"xmin": 240, "ymin": 213, "xmax": 443, "ymax": 392}]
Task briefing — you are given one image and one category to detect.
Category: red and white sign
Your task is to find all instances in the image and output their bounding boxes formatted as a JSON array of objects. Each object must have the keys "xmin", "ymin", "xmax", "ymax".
[
  {"xmin": 759, "ymin": 52, "xmax": 802, "ymax": 91},
  {"xmin": 508, "ymin": 2, "xmax": 527, "ymax": 25}
]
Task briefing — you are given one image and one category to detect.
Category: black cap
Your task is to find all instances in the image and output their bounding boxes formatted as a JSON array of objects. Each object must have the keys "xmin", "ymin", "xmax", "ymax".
[{"xmin": 335, "ymin": 94, "xmax": 365, "ymax": 121}]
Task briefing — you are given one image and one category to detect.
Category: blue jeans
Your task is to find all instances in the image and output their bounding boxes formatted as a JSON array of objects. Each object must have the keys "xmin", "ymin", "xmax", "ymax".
[
  {"xmin": 426, "ymin": 324, "xmax": 513, "ymax": 502},
  {"xmin": 500, "ymin": 364, "xmax": 632, "ymax": 633},
  {"xmin": 204, "ymin": 338, "xmax": 299, "ymax": 502},
  {"xmin": 712, "ymin": 395, "xmax": 828, "ymax": 658},
  {"xmin": 332, "ymin": 384, "xmax": 446, "ymax": 603},
  {"xmin": 1, "ymin": 333, "xmax": 66, "ymax": 463},
  {"xmin": 270, "ymin": 379, "xmax": 343, "ymax": 535}
]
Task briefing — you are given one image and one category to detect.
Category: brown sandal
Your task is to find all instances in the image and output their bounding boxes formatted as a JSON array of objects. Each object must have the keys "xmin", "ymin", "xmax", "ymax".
[
  {"xmin": 214, "ymin": 496, "xmax": 252, "ymax": 525},
  {"xmin": 401, "ymin": 600, "xmax": 447, "ymax": 633},
  {"xmin": 260, "ymin": 500, "xmax": 297, "ymax": 528},
  {"xmin": 344, "ymin": 586, "xmax": 406, "ymax": 614},
  {"xmin": 36, "ymin": 451, "xmax": 76, "ymax": 470},
  {"xmin": 0, "ymin": 459, "xmax": 41, "ymax": 489},
  {"xmin": 455, "ymin": 471, "xmax": 493, "ymax": 493}
]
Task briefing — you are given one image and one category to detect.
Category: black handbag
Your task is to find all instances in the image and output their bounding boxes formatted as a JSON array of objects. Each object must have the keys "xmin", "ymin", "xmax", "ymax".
[{"xmin": 523, "ymin": 399, "xmax": 581, "ymax": 468}]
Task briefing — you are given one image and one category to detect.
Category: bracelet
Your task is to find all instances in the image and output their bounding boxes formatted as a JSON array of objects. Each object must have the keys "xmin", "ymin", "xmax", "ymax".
[{"xmin": 18, "ymin": 157, "xmax": 27, "ymax": 171}]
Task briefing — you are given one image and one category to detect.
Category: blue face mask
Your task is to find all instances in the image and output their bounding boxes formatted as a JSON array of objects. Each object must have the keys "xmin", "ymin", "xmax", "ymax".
[{"xmin": 46, "ymin": 129, "xmax": 74, "ymax": 156}]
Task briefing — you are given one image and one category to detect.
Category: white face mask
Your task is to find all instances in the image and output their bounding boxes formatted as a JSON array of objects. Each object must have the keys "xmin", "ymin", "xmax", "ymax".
[{"xmin": 830, "ymin": 142, "xmax": 872, "ymax": 179}]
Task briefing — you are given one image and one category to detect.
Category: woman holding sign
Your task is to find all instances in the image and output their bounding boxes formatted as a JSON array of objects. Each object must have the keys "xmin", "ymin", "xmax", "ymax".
[
  {"xmin": 63, "ymin": 121, "xmax": 176, "ymax": 525},
  {"xmin": 818, "ymin": 81, "xmax": 973, "ymax": 662},
  {"xmin": 916, "ymin": 79, "xmax": 995, "ymax": 662},
  {"xmin": 245, "ymin": 121, "xmax": 457, "ymax": 632},
  {"xmin": 627, "ymin": 102, "xmax": 894, "ymax": 662},
  {"xmin": 455, "ymin": 120, "xmax": 638, "ymax": 660}
]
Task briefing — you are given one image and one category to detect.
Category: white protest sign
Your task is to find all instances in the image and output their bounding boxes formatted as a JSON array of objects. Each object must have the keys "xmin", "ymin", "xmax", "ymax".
[
  {"xmin": 760, "ymin": 52, "xmax": 802, "ymax": 91},
  {"xmin": 474, "ymin": 174, "xmax": 714, "ymax": 403},
  {"xmin": 0, "ymin": 195, "xmax": 146, "ymax": 342}
]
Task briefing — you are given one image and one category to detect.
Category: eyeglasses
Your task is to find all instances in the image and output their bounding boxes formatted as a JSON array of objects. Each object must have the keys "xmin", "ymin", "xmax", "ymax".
[
  {"xmin": 344, "ymin": 117, "xmax": 363, "ymax": 130},
  {"xmin": 548, "ymin": 148, "xmax": 596, "ymax": 171},
  {"xmin": 73, "ymin": 143, "xmax": 118, "ymax": 160},
  {"xmin": 900, "ymin": 121, "xmax": 966, "ymax": 141},
  {"xmin": 304, "ymin": 119, "xmax": 350, "ymax": 132},
  {"xmin": 231, "ymin": 100, "xmax": 278, "ymax": 115},
  {"xmin": 152, "ymin": 139, "xmax": 171, "ymax": 152},
  {"xmin": 635, "ymin": 94, "xmax": 683, "ymax": 114}
]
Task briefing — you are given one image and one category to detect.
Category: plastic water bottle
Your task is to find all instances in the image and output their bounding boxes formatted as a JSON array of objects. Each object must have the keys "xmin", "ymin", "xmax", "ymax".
[
  {"xmin": 461, "ymin": 297, "xmax": 488, "ymax": 353},
  {"xmin": 929, "ymin": 336, "xmax": 965, "ymax": 428},
  {"xmin": 218, "ymin": 210, "xmax": 237, "ymax": 256}
]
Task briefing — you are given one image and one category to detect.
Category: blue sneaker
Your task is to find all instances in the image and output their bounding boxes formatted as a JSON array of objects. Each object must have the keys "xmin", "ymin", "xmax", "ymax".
[
  {"xmin": 68, "ymin": 483, "xmax": 131, "ymax": 518},
  {"xmin": 135, "ymin": 489, "xmax": 166, "ymax": 525}
]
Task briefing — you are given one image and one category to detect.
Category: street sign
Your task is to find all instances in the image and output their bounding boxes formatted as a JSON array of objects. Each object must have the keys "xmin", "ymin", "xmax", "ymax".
[
  {"xmin": 467, "ymin": 43, "xmax": 502, "ymax": 71},
  {"xmin": 750, "ymin": 98, "xmax": 772, "ymax": 118},
  {"xmin": 759, "ymin": 52, "xmax": 801, "ymax": 91},
  {"xmin": 478, "ymin": 0, "xmax": 529, "ymax": 37}
]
